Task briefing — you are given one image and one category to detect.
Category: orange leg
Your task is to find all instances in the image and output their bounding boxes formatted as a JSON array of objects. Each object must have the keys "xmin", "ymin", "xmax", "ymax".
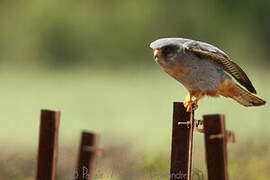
[
  {"xmin": 184, "ymin": 91, "xmax": 204, "ymax": 112},
  {"xmin": 184, "ymin": 93, "xmax": 194, "ymax": 112}
]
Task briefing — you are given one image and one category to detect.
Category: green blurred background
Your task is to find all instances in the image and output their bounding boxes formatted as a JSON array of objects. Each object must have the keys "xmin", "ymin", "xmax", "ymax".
[{"xmin": 0, "ymin": 0, "xmax": 269, "ymax": 179}]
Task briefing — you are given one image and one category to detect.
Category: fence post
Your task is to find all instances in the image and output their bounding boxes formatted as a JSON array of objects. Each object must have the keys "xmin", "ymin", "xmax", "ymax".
[
  {"xmin": 203, "ymin": 114, "xmax": 228, "ymax": 180},
  {"xmin": 170, "ymin": 102, "xmax": 194, "ymax": 180},
  {"xmin": 36, "ymin": 110, "xmax": 61, "ymax": 180},
  {"xmin": 75, "ymin": 131, "xmax": 99, "ymax": 180}
]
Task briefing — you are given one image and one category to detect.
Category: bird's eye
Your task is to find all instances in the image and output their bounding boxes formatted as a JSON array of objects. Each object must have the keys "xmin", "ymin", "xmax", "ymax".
[{"xmin": 162, "ymin": 46, "xmax": 171, "ymax": 55}]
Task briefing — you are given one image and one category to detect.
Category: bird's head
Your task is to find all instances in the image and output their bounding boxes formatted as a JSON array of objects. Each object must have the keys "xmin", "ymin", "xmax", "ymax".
[{"xmin": 149, "ymin": 38, "xmax": 186, "ymax": 65}]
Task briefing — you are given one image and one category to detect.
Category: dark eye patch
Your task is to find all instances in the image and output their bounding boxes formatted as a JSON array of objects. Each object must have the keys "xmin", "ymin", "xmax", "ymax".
[
  {"xmin": 162, "ymin": 45, "xmax": 177, "ymax": 56},
  {"xmin": 162, "ymin": 46, "xmax": 171, "ymax": 55}
]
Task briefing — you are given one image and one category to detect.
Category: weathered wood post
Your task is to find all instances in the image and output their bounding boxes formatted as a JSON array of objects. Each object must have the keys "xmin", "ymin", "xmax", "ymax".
[
  {"xmin": 170, "ymin": 102, "xmax": 194, "ymax": 180},
  {"xmin": 203, "ymin": 114, "xmax": 229, "ymax": 180},
  {"xmin": 36, "ymin": 110, "xmax": 60, "ymax": 180},
  {"xmin": 75, "ymin": 131, "xmax": 99, "ymax": 180}
]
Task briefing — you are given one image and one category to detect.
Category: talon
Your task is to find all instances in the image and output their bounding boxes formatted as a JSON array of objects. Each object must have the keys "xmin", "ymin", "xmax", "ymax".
[
  {"xmin": 184, "ymin": 101, "xmax": 190, "ymax": 108},
  {"xmin": 185, "ymin": 101, "xmax": 197, "ymax": 112},
  {"xmin": 184, "ymin": 100, "xmax": 192, "ymax": 108},
  {"xmin": 184, "ymin": 91, "xmax": 203, "ymax": 112},
  {"xmin": 184, "ymin": 93, "xmax": 193, "ymax": 109},
  {"xmin": 184, "ymin": 101, "xmax": 193, "ymax": 112}
]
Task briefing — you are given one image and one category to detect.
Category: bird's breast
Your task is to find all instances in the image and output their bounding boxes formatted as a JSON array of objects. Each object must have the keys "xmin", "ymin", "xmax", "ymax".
[
  {"xmin": 159, "ymin": 56, "xmax": 223, "ymax": 93},
  {"xmin": 162, "ymin": 61, "xmax": 189, "ymax": 78}
]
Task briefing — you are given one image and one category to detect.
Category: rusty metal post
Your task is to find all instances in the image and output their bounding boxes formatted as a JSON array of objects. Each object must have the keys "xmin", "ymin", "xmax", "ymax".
[
  {"xmin": 36, "ymin": 110, "xmax": 60, "ymax": 180},
  {"xmin": 170, "ymin": 102, "xmax": 194, "ymax": 180},
  {"xmin": 203, "ymin": 114, "xmax": 229, "ymax": 180},
  {"xmin": 75, "ymin": 131, "xmax": 99, "ymax": 180}
]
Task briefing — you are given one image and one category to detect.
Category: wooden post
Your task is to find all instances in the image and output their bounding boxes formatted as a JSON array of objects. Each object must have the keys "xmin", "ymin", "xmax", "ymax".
[
  {"xmin": 36, "ymin": 110, "xmax": 60, "ymax": 180},
  {"xmin": 75, "ymin": 131, "xmax": 99, "ymax": 180},
  {"xmin": 170, "ymin": 102, "xmax": 194, "ymax": 180},
  {"xmin": 203, "ymin": 114, "xmax": 228, "ymax": 180}
]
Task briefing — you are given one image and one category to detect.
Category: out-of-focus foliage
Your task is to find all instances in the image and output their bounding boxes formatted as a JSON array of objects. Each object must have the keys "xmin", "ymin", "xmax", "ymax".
[
  {"xmin": 0, "ymin": 0, "xmax": 269, "ymax": 68},
  {"xmin": 0, "ymin": 1, "xmax": 270, "ymax": 179}
]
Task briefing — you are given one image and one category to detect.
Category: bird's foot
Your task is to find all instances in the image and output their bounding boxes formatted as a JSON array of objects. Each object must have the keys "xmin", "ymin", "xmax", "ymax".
[{"xmin": 184, "ymin": 100, "xmax": 198, "ymax": 112}]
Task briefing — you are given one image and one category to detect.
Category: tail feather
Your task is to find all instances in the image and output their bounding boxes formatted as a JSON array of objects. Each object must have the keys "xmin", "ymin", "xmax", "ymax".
[{"xmin": 232, "ymin": 85, "xmax": 266, "ymax": 107}]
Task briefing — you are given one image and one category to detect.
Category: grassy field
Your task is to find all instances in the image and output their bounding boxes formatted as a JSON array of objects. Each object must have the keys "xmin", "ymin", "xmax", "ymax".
[{"xmin": 0, "ymin": 66, "xmax": 269, "ymax": 179}]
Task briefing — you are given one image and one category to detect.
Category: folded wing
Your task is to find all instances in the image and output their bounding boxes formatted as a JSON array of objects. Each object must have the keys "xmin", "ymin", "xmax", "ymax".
[{"xmin": 184, "ymin": 40, "xmax": 257, "ymax": 94}]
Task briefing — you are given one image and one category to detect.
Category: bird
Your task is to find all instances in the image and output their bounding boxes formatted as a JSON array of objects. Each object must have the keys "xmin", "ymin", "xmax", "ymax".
[{"xmin": 149, "ymin": 38, "xmax": 266, "ymax": 112}]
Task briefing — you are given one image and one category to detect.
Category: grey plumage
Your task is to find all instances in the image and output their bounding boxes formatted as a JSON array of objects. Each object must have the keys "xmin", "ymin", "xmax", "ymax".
[
  {"xmin": 150, "ymin": 37, "xmax": 266, "ymax": 107},
  {"xmin": 150, "ymin": 38, "xmax": 257, "ymax": 93}
]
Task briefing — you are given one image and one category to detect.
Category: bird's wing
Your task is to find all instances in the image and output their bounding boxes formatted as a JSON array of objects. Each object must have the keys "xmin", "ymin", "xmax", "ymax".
[{"xmin": 183, "ymin": 40, "xmax": 257, "ymax": 94}]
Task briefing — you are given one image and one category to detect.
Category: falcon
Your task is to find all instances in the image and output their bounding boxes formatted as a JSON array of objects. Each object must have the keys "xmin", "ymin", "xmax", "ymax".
[{"xmin": 150, "ymin": 38, "xmax": 266, "ymax": 111}]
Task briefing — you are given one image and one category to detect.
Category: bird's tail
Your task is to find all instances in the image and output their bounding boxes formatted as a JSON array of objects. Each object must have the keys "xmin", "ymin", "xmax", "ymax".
[{"xmin": 232, "ymin": 85, "xmax": 266, "ymax": 107}]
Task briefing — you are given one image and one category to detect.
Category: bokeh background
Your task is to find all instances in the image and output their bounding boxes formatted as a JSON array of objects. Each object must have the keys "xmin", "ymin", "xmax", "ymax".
[{"xmin": 0, "ymin": 0, "xmax": 270, "ymax": 179}]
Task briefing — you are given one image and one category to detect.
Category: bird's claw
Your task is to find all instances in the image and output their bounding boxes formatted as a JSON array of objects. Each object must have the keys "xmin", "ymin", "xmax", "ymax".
[{"xmin": 184, "ymin": 101, "xmax": 198, "ymax": 112}]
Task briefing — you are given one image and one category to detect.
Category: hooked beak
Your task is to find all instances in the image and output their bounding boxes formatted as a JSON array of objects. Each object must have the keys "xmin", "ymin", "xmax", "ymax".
[{"xmin": 154, "ymin": 49, "xmax": 162, "ymax": 60}]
